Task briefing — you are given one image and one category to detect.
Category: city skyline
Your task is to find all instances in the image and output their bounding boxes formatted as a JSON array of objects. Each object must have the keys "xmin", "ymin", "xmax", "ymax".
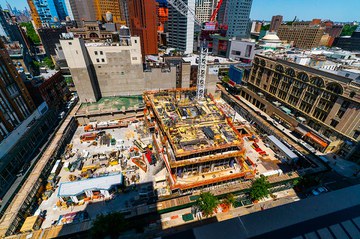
[
  {"xmin": 250, "ymin": 0, "xmax": 360, "ymax": 22},
  {"xmin": 1, "ymin": 0, "xmax": 360, "ymax": 22}
]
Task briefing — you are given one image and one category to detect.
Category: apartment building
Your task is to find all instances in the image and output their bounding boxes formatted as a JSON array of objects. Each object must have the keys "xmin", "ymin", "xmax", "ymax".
[
  {"xmin": 277, "ymin": 24, "xmax": 324, "ymax": 49},
  {"xmin": 241, "ymin": 54, "xmax": 360, "ymax": 162},
  {"xmin": 217, "ymin": 0, "xmax": 253, "ymax": 38}
]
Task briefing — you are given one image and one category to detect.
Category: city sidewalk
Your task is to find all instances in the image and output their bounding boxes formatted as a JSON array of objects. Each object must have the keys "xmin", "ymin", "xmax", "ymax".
[{"xmin": 160, "ymin": 189, "xmax": 299, "ymax": 230}]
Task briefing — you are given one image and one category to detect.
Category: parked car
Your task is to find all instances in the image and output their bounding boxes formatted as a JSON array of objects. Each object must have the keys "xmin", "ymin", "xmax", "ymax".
[{"xmin": 311, "ymin": 186, "xmax": 328, "ymax": 196}]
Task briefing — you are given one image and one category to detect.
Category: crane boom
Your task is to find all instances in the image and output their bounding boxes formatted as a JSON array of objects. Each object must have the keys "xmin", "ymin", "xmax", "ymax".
[
  {"xmin": 166, "ymin": 0, "xmax": 202, "ymax": 26},
  {"xmin": 167, "ymin": 0, "xmax": 207, "ymax": 100},
  {"xmin": 210, "ymin": 0, "xmax": 223, "ymax": 22}
]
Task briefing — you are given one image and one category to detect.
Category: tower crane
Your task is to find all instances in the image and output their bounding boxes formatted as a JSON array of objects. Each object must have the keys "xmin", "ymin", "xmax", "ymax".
[{"xmin": 167, "ymin": 0, "xmax": 207, "ymax": 100}]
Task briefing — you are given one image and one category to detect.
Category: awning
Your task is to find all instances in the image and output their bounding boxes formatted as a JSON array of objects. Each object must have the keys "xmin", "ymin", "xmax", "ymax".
[
  {"xmin": 305, "ymin": 132, "xmax": 328, "ymax": 148},
  {"xmin": 294, "ymin": 126, "xmax": 308, "ymax": 136}
]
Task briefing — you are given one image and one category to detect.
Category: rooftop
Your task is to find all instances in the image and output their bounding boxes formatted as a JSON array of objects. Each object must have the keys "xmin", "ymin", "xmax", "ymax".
[
  {"xmin": 58, "ymin": 173, "xmax": 123, "ymax": 197},
  {"xmin": 77, "ymin": 96, "xmax": 143, "ymax": 115},
  {"xmin": 182, "ymin": 55, "xmax": 240, "ymax": 65}
]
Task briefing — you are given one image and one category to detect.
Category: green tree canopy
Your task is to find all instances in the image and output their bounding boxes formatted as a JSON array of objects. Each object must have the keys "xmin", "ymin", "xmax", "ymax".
[
  {"xmin": 91, "ymin": 212, "xmax": 128, "ymax": 238},
  {"xmin": 20, "ymin": 22, "xmax": 40, "ymax": 44},
  {"xmin": 223, "ymin": 193, "xmax": 236, "ymax": 207},
  {"xmin": 196, "ymin": 192, "xmax": 219, "ymax": 217},
  {"xmin": 340, "ymin": 24, "xmax": 358, "ymax": 36},
  {"xmin": 249, "ymin": 176, "xmax": 270, "ymax": 201},
  {"xmin": 43, "ymin": 57, "xmax": 55, "ymax": 69},
  {"xmin": 261, "ymin": 24, "xmax": 270, "ymax": 31}
]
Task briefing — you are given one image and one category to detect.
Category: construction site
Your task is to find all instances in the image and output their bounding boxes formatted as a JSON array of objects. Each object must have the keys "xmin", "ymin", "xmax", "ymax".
[{"xmin": 144, "ymin": 88, "xmax": 258, "ymax": 194}]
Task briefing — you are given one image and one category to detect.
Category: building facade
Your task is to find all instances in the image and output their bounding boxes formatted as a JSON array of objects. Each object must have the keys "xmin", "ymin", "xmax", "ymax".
[
  {"xmin": 94, "ymin": 0, "xmax": 125, "ymax": 25},
  {"xmin": 38, "ymin": 27, "xmax": 68, "ymax": 57},
  {"xmin": 217, "ymin": 0, "xmax": 253, "ymax": 38},
  {"xmin": 61, "ymin": 33, "xmax": 193, "ymax": 103},
  {"xmin": 241, "ymin": 54, "xmax": 360, "ymax": 161},
  {"xmin": 333, "ymin": 27, "xmax": 360, "ymax": 52},
  {"xmin": 28, "ymin": 0, "xmax": 69, "ymax": 27},
  {"xmin": 127, "ymin": 0, "xmax": 158, "ymax": 56},
  {"xmin": 68, "ymin": 0, "xmax": 96, "ymax": 27},
  {"xmin": 167, "ymin": 0, "xmax": 195, "ymax": 54},
  {"xmin": 195, "ymin": 0, "xmax": 218, "ymax": 23},
  {"xmin": 277, "ymin": 24, "xmax": 324, "ymax": 49},
  {"xmin": 0, "ymin": 39, "xmax": 36, "ymax": 141},
  {"xmin": 270, "ymin": 15, "xmax": 283, "ymax": 32}
]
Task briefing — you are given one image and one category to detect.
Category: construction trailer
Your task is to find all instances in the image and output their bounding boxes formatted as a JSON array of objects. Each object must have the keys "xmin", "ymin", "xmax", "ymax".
[{"xmin": 143, "ymin": 89, "xmax": 255, "ymax": 194}]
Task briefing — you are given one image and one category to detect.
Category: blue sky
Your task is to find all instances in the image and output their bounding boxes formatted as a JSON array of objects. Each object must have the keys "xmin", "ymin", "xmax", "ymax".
[
  {"xmin": 250, "ymin": 0, "xmax": 360, "ymax": 22},
  {"xmin": 1, "ymin": 0, "xmax": 359, "ymax": 22}
]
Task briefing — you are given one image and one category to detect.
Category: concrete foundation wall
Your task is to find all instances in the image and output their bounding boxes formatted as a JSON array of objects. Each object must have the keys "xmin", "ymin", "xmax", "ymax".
[{"xmin": 144, "ymin": 67, "xmax": 177, "ymax": 90}]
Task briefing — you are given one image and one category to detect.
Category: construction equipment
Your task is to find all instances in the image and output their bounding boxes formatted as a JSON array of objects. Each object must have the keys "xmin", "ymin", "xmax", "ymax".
[
  {"xmin": 209, "ymin": 0, "xmax": 223, "ymax": 22},
  {"xmin": 167, "ymin": 0, "xmax": 207, "ymax": 100}
]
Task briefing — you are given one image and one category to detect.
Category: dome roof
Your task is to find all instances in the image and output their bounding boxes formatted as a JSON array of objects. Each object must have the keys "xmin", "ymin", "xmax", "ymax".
[{"xmin": 262, "ymin": 33, "xmax": 280, "ymax": 41}]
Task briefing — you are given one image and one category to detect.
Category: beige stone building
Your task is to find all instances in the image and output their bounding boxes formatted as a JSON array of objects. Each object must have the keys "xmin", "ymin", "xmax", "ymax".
[
  {"xmin": 240, "ymin": 54, "xmax": 360, "ymax": 162},
  {"xmin": 277, "ymin": 25, "xmax": 324, "ymax": 49},
  {"xmin": 60, "ymin": 34, "xmax": 192, "ymax": 103}
]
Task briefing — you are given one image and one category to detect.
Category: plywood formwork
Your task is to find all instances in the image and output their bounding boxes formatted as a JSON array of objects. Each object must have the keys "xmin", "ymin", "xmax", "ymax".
[{"xmin": 143, "ymin": 89, "xmax": 255, "ymax": 192}]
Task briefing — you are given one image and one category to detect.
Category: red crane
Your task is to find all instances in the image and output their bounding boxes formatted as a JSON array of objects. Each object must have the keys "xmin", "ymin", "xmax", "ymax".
[{"xmin": 209, "ymin": 0, "xmax": 223, "ymax": 22}]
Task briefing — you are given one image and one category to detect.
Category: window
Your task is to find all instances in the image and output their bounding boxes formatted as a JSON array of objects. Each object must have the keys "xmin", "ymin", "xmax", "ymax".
[
  {"xmin": 134, "ymin": 40, "xmax": 137, "ymax": 43},
  {"xmin": 95, "ymin": 51, "xmax": 98, "ymax": 55},
  {"xmin": 96, "ymin": 59, "xmax": 100, "ymax": 62},
  {"xmin": 341, "ymin": 101, "xmax": 350, "ymax": 109},
  {"xmin": 349, "ymin": 92, "xmax": 356, "ymax": 98},
  {"xmin": 330, "ymin": 120, "xmax": 339, "ymax": 128},
  {"xmin": 101, "ymin": 59, "xmax": 105, "ymax": 62},
  {"xmin": 68, "ymin": 42, "xmax": 72, "ymax": 45},
  {"xmin": 100, "ymin": 51, "xmax": 103, "ymax": 55},
  {"xmin": 354, "ymin": 131, "xmax": 360, "ymax": 139}
]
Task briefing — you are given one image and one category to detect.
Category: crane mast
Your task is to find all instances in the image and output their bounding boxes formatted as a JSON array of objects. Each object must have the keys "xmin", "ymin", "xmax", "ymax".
[{"xmin": 167, "ymin": 0, "xmax": 207, "ymax": 100}]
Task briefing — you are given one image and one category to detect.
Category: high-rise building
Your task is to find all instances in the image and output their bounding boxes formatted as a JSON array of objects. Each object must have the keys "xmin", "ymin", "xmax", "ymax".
[
  {"xmin": 127, "ymin": 0, "xmax": 158, "ymax": 56},
  {"xmin": 0, "ymin": 39, "xmax": 36, "ymax": 142},
  {"xmin": 27, "ymin": 0, "xmax": 70, "ymax": 27},
  {"xmin": 167, "ymin": 0, "xmax": 195, "ymax": 53},
  {"xmin": 68, "ymin": 0, "xmax": 96, "ymax": 27},
  {"xmin": 27, "ymin": 0, "xmax": 41, "ymax": 28},
  {"xmin": 270, "ymin": 15, "xmax": 283, "ymax": 32},
  {"xmin": 277, "ymin": 23, "xmax": 324, "ymax": 49},
  {"xmin": 195, "ymin": 0, "xmax": 218, "ymax": 23},
  {"xmin": 94, "ymin": 0, "xmax": 126, "ymax": 25},
  {"xmin": 217, "ymin": 0, "xmax": 253, "ymax": 38},
  {"xmin": 333, "ymin": 26, "xmax": 360, "ymax": 51}
]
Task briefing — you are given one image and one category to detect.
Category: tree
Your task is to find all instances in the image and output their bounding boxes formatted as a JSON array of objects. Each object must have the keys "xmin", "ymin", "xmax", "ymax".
[
  {"xmin": 43, "ymin": 57, "xmax": 55, "ymax": 69},
  {"xmin": 196, "ymin": 192, "xmax": 219, "ymax": 217},
  {"xmin": 261, "ymin": 24, "xmax": 270, "ymax": 31},
  {"xmin": 340, "ymin": 24, "xmax": 358, "ymax": 36},
  {"xmin": 224, "ymin": 193, "xmax": 236, "ymax": 207},
  {"xmin": 249, "ymin": 176, "xmax": 270, "ymax": 201},
  {"xmin": 91, "ymin": 212, "xmax": 128, "ymax": 238},
  {"xmin": 20, "ymin": 22, "xmax": 40, "ymax": 44}
]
